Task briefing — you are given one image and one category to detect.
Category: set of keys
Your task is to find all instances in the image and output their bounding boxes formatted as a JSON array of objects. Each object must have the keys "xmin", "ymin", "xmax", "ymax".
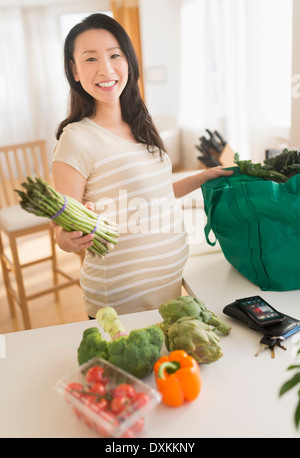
[
  {"xmin": 222, "ymin": 295, "xmax": 300, "ymax": 359},
  {"xmin": 255, "ymin": 335, "xmax": 287, "ymax": 358}
]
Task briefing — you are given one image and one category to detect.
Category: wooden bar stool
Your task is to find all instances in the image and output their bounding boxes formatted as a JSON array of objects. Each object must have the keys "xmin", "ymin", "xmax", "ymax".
[{"xmin": 0, "ymin": 140, "xmax": 83, "ymax": 330}]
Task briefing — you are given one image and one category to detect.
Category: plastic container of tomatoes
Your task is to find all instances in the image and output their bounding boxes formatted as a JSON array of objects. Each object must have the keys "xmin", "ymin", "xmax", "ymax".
[{"xmin": 55, "ymin": 357, "xmax": 161, "ymax": 438}]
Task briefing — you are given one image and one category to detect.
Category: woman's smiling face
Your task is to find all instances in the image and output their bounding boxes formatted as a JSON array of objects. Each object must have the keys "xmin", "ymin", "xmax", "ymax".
[{"xmin": 72, "ymin": 28, "xmax": 129, "ymax": 107}]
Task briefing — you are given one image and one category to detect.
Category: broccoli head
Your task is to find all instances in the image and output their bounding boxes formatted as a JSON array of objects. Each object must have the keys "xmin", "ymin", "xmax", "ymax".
[
  {"xmin": 77, "ymin": 322, "xmax": 164, "ymax": 379},
  {"xmin": 77, "ymin": 327, "xmax": 108, "ymax": 366},
  {"xmin": 107, "ymin": 325, "xmax": 164, "ymax": 379}
]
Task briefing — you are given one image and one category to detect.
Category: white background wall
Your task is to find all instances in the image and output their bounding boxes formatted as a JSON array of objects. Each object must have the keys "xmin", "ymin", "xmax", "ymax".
[
  {"xmin": 139, "ymin": 0, "xmax": 182, "ymax": 166},
  {"xmin": 139, "ymin": 0, "xmax": 181, "ymax": 120}
]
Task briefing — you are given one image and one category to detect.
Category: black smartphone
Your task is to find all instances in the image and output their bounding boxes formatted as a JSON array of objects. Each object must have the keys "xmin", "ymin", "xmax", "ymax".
[{"xmin": 235, "ymin": 296, "xmax": 284, "ymax": 327}]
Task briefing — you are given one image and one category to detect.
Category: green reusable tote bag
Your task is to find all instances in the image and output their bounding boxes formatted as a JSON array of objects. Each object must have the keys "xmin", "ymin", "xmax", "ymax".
[{"xmin": 201, "ymin": 167, "xmax": 300, "ymax": 291}]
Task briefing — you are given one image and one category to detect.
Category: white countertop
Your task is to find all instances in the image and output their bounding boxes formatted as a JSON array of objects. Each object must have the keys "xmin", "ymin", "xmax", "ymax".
[
  {"xmin": 1, "ymin": 250, "xmax": 300, "ymax": 438},
  {"xmin": 183, "ymin": 252, "xmax": 300, "ymax": 438}
]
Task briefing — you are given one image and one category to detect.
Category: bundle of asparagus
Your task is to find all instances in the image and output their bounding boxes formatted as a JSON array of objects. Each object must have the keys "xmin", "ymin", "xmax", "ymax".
[{"xmin": 15, "ymin": 177, "xmax": 119, "ymax": 257}]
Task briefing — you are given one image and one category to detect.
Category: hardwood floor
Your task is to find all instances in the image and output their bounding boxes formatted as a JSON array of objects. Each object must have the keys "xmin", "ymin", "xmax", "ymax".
[{"xmin": 0, "ymin": 231, "xmax": 88, "ymax": 334}]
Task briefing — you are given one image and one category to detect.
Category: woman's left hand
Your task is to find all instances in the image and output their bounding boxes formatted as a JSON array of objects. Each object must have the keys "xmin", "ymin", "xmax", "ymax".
[
  {"xmin": 173, "ymin": 166, "xmax": 234, "ymax": 198},
  {"xmin": 200, "ymin": 166, "xmax": 233, "ymax": 183}
]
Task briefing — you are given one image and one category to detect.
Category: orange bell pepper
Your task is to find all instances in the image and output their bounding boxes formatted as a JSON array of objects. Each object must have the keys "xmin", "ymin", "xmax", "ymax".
[{"xmin": 154, "ymin": 350, "xmax": 201, "ymax": 407}]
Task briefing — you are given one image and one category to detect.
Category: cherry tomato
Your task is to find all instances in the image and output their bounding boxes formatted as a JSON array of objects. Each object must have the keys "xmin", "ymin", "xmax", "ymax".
[
  {"xmin": 131, "ymin": 392, "xmax": 151, "ymax": 410},
  {"xmin": 72, "ymin": 405, "xmax": 83, "ymax": 419},
  {"xmin": 131, "ymin": 417, "xmax": 145, "ymax": 434},
  {"xmin": 96, "ymin": 410, "xmax": 119, "ymax": 437},
  {"xmin": 83, "ymin": 396, "xmax": 108, "ymax": 430},
  {"xmin": 89, "ymin": 382, "xmax": 106, "ymax": 397},
  {"xmin": 110, "ymin": 395, "xmax": 131, "ymax": 414},
  {"xmin": 85, "ymin": 365, "xmax": 108, "ymax": 385},
  {"xmin": 111, "ymin": 383, "xmax": 136, "ymax": 399},
  {"xmin": 89, "ymin": 398, "xmax": 108, "ymax": 413},
  {"xmin": 81, "ymin": 383, "xmax": 106, "ymax": 408},
  {"xmin": 83, "ymin": 409, "xmax": 95, "ymax": 429},
  {"xmin": 65, "ymin": 382, "xmax": 84, "ymax": 402},
  {"xmin": 83, "ymin": 393, "xmax": 98, "ymax": 405},
  {"xmin": 121, "ymin": 428, "xmax": 135, "ymax": 438}
]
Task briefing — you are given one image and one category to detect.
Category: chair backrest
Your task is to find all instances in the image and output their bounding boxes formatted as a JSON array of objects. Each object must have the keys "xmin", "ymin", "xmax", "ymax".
[{"xmin": 0, "ymin": 140, "xmax": 51, "ymax": 208}]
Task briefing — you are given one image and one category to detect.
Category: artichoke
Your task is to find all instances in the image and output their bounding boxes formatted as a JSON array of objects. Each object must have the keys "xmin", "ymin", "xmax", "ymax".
[
  {"xmin": 164, "ymin": 316, "xmax": 223, "ymax": 364},
  {"xmin": 159, "ymin": 296, "xmax": 231, "ymax": 336}
]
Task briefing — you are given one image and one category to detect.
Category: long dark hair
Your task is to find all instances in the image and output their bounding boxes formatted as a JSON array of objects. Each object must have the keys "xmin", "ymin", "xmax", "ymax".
[{"xmin": 56, "ymin": 13, "xmax": 165, "ymax": 155}]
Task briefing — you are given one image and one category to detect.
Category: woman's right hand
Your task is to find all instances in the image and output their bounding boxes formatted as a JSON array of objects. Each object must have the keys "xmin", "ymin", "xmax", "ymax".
[
  {"xmin": 52, "ymin": 225, "xmax": 95, "ymax": 253},
  {"xmin": 50, "ymin": 201, "xmax": 96, "ymax": 253}
]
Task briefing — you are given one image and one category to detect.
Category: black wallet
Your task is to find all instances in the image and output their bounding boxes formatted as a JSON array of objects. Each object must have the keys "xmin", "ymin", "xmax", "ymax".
[{"xmin": 223, "ymin": 301, "xmax": 300, "ymax": 340}]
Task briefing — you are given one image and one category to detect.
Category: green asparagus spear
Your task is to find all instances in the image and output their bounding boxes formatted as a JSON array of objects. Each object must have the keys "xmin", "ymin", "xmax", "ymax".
[{"xmin": 15, "ymin": 177, "xmax": 119, "ymax": 258}]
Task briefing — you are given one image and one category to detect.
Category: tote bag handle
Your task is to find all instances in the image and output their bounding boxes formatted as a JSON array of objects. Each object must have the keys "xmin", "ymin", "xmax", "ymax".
[{"xmin": 203, "ymin": 189, "xmax": 221, "ymax": 246}]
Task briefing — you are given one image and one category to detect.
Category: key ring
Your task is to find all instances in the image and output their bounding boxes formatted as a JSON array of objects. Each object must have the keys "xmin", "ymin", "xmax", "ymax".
[{"xmin": 269, "ymin": 336, "xmax": 285, "ymax": 342}]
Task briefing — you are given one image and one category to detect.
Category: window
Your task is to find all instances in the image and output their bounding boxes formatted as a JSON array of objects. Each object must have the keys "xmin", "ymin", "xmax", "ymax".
[
  {"xmin": 258, "ymin": 0, "xmax": 292, "ymax": 129},
  {"xmin": 179, "ymin": 0, "xmax": 293, "ymax": 162}
]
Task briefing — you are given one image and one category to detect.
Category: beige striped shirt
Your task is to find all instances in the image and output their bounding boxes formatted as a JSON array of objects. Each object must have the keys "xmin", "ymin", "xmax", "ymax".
[{"xmin": 53, "ymin": 118, "xmax": 189, "ymax": 317}]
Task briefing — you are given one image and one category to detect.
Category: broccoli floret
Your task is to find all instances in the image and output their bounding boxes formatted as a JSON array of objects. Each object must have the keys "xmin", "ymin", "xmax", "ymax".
[
  {"xmin": 77, "ymin": 327, "xmax": 108, "ymax": 366},
  {"xmin": 107, "ymin": 325, "xmax": 164, "ymax": 379},
  {"xmin": 76, "ymin": 320, "xmax": 164, "ymax": 379}
]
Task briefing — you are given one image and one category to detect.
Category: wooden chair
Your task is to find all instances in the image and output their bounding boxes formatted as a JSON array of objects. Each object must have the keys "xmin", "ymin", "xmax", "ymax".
[{"xmin": 0, "ymin": 140, "xmax": 83, "ymax": 330}]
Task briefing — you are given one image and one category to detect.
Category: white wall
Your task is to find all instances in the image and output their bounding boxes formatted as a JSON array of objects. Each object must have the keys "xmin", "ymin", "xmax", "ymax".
[
  {"xmin": 139, "ymin": 0, "xmax": 183, "ymax": 167},
  {"xmin": 139, "ymin": 0, "xmax": 181, "ymax": 119}
]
